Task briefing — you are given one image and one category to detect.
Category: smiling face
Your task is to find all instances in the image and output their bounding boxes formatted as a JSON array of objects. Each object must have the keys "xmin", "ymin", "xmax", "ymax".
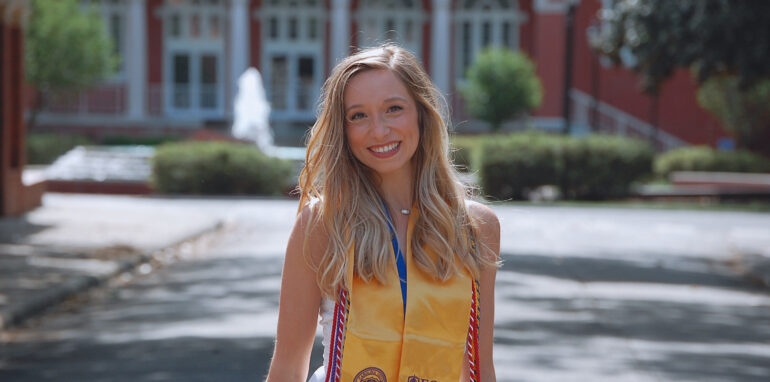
[{"xmin": 343, "ymin": 69, "xmax": 421, "ymax": 179}]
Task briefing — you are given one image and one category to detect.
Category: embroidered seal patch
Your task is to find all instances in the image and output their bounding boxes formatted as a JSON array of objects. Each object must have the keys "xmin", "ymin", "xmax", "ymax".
[{"xmin": 353, "ymin": 367, "xmax": 387, "ymax": 382}]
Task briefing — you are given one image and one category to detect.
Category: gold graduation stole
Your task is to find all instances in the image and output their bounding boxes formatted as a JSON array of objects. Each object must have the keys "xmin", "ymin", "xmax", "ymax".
[{"xmin": 324, "ymin": 208, "xmax": 482, "ymax": 382}]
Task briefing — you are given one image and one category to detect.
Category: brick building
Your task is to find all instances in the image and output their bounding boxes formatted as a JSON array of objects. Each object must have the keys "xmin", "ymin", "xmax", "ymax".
[
  {"xmin": 30, "ymin": 0, "xmax": 731, "ymax": 149},
  {"xmin": 2, "ymin": 0, "xmax": 45, "ymax": 217}
]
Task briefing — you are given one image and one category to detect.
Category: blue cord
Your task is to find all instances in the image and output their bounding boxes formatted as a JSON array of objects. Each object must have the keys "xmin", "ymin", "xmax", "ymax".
[{"xmin": 381, "ymin": 200, "xmax": 407, "ymax": 314}]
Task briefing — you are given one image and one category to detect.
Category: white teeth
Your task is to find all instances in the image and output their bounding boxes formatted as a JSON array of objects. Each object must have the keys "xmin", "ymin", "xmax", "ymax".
[{"xmin": 371, "ymin": 142, "xmax": 399, "ymax": 153}]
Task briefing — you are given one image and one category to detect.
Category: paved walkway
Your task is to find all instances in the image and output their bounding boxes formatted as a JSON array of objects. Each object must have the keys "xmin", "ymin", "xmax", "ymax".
[
  {"xmin": 0, "ymin": 194, "xmax": 768, "ymax": 381},
  {"xmin": 0, "ymin": 193, "xmax": 235, "ymax": 329}
]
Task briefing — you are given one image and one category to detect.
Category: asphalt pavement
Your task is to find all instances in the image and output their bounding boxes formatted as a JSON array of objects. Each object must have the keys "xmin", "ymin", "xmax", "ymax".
[{"xmin": 0, "ymin": 194, "xmax": 768, "ymax": 381}]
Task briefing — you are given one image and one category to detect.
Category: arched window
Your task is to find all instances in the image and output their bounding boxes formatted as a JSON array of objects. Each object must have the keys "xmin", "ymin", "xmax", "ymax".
[
  {"xmin": 162, "ymin": 0, "xmax": 226, "ymax": 118},
  {"xmin": 259, "ymin": 0, "xmax": 325, "ymax": 122},
  {"xmin": 355, "ymin": 0, "xmax": 425, "ymax": 60},
  {"xmin": 454, "ymin": 0, "xmax": 526, "ymax": 80}
]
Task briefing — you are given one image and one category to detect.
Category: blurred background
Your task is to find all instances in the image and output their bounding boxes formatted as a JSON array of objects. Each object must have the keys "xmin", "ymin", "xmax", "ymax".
[{"xmin": 1, "ymin": 0, "xmax": 769, "ymax": 381}]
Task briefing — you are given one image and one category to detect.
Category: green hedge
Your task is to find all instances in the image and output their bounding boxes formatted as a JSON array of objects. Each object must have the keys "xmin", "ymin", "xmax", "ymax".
[
  {"xmin": 26, "ymin": 133, "xmax": 94, "ymax": 164},
  {"xmin": 450, "ymin": 134, "xmax": 496, "ymax": 172},
  {"xmin": 477, "ymin": 132, "xmax": 654, "ymax": 200},
  {"xmin": 478, "ymin": 132, "xmax": 563, "ymax": 199},
  {"xmin": 560, "ymin": 135, "xmax": 654, "ymax": 200},
  {"xmin": 151, "ymin": 141, "xmax": 294, "ymax": 195},
  {"xmin": 655, "ymin": 146, "xmax": 770, "ymax": 177}
]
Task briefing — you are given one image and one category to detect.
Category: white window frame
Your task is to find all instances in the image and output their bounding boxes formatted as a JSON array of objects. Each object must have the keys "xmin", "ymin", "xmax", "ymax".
[
  {"xmin": 453, "ymin": 0, "xmax": 527, "ymax": 83},
  {"xmin": 258, "ymin": 0, "xmax": 326, "ymax": 123},
  {"xmin": 161, "ymin": 0, "xmax": 227, "ymax": 120},
  {"xmin": 355, "ymin": 0, "xmax": 425, "ymax": 60}
]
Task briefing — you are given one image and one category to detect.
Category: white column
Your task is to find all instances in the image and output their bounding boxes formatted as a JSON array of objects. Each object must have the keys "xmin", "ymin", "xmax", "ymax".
[
  {"xmin": 127, "ymin": 0, "xmax": 147, "ymax": 120},
  {"xmin": 331, "ymin": 0, "xmax": 350, "ymax": 67},
  {"xmin": 230, "ymin": 0, "xmax": 250, "ymax": 109},
  {"xmin": 431, "ymin": 0, "xmax": 450, "ymax": 96}
]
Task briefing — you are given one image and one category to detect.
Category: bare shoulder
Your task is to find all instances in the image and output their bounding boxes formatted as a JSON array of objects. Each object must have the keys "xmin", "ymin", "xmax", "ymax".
[
  {"xmin": 465, "ymin": 200, "xmax": 500, "ymax": 261},
  {"xmin": 291, "ymin": 202, "xmax": 329, "ymax": 267},
  {"xmin": 466, "ymin": 200, "xmax": 500, "ymax": 232}
]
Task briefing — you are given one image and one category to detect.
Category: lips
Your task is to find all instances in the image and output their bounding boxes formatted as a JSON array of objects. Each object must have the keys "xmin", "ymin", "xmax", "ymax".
[{"xmin": 368, "ymin": 141, "xmax": 401, "ymax": 158}]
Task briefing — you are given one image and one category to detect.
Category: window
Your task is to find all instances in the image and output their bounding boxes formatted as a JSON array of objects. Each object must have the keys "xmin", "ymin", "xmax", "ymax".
[
  {"xmin": 260, "ymin": 0, "xmax": 326, "ymax": 119},
  {"xmin": 190, "ymin": 14, "xmax": 201, "ymax": 37},
  {"xmin": 270, "ymin": 56, "xmax": 288, "ymax": 110},
  {"xmin": 455, "ymin": 0, "xmax": 525, "ymax": 80},
  {"xmin": 200, "ymin": 55, "xmax": 217, "ymax": 108},
  {"xmin": 173, "ymin": 54, "xmax": 191, "ymax": 108},
  {"xmin": 170, "ymin": 14, "xmax": 182, "ymax": 37},
  {"xmin": 269, "ymin": 17, "xmax": 279, "ymax": 39},
  {"xmin": 208, "ymin": 14, "xmax": 220, "ymax": 38},
  {"xmin": 297, "ymin": 57, "xmax": 315, "ymax": 110},
  {"xmin": 355, "ymin": 0, "xmax": 424, "ymax": 59},
  {"xmin": 308, "ymin": 17, "xmax": 318, "ymax": 40},
  {"xmin": 289, "ymin": 17, "xmax": 298, "ymax": 40},
  {"xmin": 164, "ymin": 0, "xmax": 226, "ymax": 118}
]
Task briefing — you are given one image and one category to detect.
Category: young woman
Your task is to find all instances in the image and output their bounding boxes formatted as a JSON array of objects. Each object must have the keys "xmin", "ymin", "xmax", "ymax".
[{"xmin": 266, "ymin": 45, "xmax": 500, "ymax": 382}]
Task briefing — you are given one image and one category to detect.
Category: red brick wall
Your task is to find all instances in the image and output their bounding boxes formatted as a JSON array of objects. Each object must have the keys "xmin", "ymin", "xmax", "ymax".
[
  {"xmin": 250, "ymin": 0, "xmax": 261, "ymax": 70},
  {"xmin": 519, "ymin": 0, "xmax": 534, "ymax": 58},
  {"xmin": 531, "ymin": 12, "xmax": 567, "ymax": 118},
  {"xmin": 147, "ymin": 0, "xmax": 163, "ymax": 85},
  {"xmin": 571, "ymin": 0, "xmax": 730, "ymax": 146},
  {"xmin": 1, "ymin": 18, "xmax": 43, "ymax": 216}
]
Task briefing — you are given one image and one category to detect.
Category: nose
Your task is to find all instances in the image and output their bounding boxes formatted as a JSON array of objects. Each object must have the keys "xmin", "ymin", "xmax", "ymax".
[{"xmin": 371, "ymin": 113, "xmax": 390, "ymax": 139}]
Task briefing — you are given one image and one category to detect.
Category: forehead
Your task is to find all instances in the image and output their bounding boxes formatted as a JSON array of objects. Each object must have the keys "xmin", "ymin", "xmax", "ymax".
[{"xmin": 343, "ymin": 69, "xmax": 413, "ymax": 107}]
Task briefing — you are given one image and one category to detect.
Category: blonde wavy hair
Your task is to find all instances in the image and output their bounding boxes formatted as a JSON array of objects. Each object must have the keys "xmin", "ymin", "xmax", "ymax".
[{"xmin": 298, "ymin": 44, "xmax": 493, "ymax": 298}]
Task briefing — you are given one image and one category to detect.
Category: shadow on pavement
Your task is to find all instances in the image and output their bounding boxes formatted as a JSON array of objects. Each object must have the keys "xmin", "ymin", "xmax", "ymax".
[
  {"xmin": 501, "ymin": 253, "xmax": 766, "ymax": 291},
  {"xmin": 1, "ymin": 255, "xmax": 327, "ymax": 381},
  {"xmin": 0, "ymin": 216, "xmax": 51, "ymax": 244},
  {"xmin": 494, "ymin": 252, "xmax": 769, "ymax": 381}
]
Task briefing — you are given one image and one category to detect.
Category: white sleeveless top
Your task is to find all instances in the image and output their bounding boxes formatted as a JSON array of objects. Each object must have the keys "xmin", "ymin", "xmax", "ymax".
[{"xmin": 308, "ymin": 297, "xmax": 336, "ymax": 382}]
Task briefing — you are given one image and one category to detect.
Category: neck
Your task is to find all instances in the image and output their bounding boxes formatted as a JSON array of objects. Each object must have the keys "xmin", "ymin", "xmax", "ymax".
[{"xmin": 377, "ymin": 165, "xmax": 415, "ymax": 214}]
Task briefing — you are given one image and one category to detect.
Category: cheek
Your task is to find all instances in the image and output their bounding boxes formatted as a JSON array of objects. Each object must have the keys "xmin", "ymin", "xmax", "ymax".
[{"xmin": 345, "ymin": 126, "xmax": 366, "ymax": 154}]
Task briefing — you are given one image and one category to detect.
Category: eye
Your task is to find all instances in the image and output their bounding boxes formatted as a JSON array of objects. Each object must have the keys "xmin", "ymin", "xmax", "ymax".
[
  {"xmin": 387, "ymin": 105, "xmax": 403, "ymax": 113},
  {"xmin": 348, "ymin": 112, "xmax": 366, "ymax": 121}
]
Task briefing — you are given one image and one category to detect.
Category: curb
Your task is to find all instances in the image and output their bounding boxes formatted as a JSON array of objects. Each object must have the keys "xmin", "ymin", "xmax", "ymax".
[{"xmin": 0, "ymin": 220, "xmax": 226, "ymax": 331}]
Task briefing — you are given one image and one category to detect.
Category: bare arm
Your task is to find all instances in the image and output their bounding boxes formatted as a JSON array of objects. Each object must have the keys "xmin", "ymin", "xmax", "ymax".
[
  {"xmin": 468, "ymin": 201, "xmax": 501, "ymax": 382},
  {"xmin": 266, "ymin": 206, "xmax": 325, "ymax": 382}
]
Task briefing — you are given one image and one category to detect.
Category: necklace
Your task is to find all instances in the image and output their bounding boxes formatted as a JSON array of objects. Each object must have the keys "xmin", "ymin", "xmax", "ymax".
[{"xmin": 400, "ymin": 209, "xmax": 410, "ymax": 215}]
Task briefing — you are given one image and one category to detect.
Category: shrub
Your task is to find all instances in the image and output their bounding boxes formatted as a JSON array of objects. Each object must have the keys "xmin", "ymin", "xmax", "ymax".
[
  {"xmin": 561, "ymin": 135, "xmax": 654, "ymax": 200},
  {"xmin": 697, "ymin": 76, "xmax": 770, "ymax": 158},
  {"xmin": 450, "ymin": 134, "xmax": 495, "ymax": 172},
  {"xmin": 654, "ymin": 146, "xmax": 770, "ymax": 178},
  {"xmin": 26, "ymin": 133, "xmax": 94, "ymax": 164},
  {"xmin": 478, "ymin": 131, "xmax": 564, "ymax": 200},
  {"xmin": 151, "ymin": 141, "xmax": 294, "ymax": 195},
  {"xmin": 478, "ymin": 132, "xmax": 654, "ymax": 200},
  {"xmin": 460, "ymin": 48, "xmax": 543, "ymax": 131}
]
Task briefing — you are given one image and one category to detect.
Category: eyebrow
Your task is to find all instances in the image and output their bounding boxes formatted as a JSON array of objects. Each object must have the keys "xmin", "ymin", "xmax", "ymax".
[{"xmin": 345, "ymin": 96, "xmax": 409, "ymax": 113}]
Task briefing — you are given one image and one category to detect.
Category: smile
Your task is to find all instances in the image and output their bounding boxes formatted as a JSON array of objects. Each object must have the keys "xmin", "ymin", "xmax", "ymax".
[{"xmin": 368, "ymin": 141, "xmax": 401, "ymax": 157}]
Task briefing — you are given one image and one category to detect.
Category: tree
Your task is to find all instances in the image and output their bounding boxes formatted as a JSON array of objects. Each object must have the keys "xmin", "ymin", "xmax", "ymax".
[
  {"xmin": 25, "ymin": 0, "xmax": 118, "ymax": 128},
  {"xmin": 591, "ymin": 0, "xmax": 770, "ymax": 157},
  {"xmin": 696, "ymin": 77, "xmax": 770, "ymax": 156},
  {"xmin": 460, "ymin": 48, "xmax": 543, "ymax": 131},
  {"xmin": 591, "ymin": 0, "xmax": 770, "ymax": 92}
]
